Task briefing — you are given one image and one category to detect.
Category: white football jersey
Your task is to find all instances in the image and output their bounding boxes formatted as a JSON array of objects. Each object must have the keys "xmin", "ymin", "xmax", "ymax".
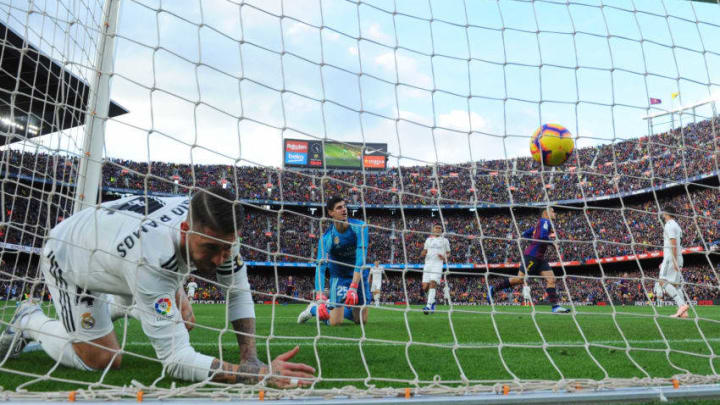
[
  {"xmin": 424, "ymin": 236, "xmax": 450, "ymax": 264},
  {"xmin": 43, "ymin": 195, "xmax": 254, "ymax": 378},
  {"xmin": 370, "ymin": 266, "xmax": 383, "ymax": 284},
  {"xmin": 186, "ymin": 281, "xmax": 198, "ymax": 296},
  {"xmin": 522, "ymin": 285, "xmax": 531, "ymax": 299},
  {"xmin": 663, "ymin": 219, "xmax": 683, "ymax": 266}
]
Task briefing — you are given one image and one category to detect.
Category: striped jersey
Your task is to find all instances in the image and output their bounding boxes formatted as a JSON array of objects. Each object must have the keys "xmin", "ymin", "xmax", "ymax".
[{"xmin": 522, "ymin": 217, "xmax": 553, "ymax": 260}]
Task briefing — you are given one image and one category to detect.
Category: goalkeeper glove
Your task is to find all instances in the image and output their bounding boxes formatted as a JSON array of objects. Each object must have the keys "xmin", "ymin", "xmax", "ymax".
[
  {"xmin": 315, "ymin": 293, "xmax": 330, "ymax": 321},
  {"xmin": 345, "ymin": 282, "xmax": 359, "ymax": 306}
]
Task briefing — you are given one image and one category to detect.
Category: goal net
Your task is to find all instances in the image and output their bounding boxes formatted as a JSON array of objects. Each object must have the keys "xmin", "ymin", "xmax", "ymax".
[{"xmin": 1, "ymin": 0, "xmax": 719, "ymax": 402}]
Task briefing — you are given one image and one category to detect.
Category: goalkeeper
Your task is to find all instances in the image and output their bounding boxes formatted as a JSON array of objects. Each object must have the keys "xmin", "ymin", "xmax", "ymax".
[
  {"xmin": 297, "ymin": 196, "xmax": 370, "ymax": 326},
  {"xmin": 0, "ymin": 187, "xmax": 315, "ymax": 387}
]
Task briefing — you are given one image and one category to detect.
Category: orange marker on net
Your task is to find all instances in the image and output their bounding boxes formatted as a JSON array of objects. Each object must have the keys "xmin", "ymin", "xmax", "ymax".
[
  {"xmin": 503, "ymin": 385, "xmax": 510, "ymax": 395},
  {"xmin": 136, "ymin": 390, "xmax": 144, "ymax": 402}
]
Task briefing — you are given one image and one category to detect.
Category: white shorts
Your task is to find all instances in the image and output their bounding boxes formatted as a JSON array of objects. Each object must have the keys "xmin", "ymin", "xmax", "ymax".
[
  {"xmin": 371, "ymin": 281, "xmax": 382, "ymax": 291},
  {"xmin": 659, "ymin": 259, "xmax": 682, "ymax": 284},
  {"xmin": 422, "ymin": 263, "xmax": 443, "ymax": 284},
  {"xmin": 40, "ymin": 249, "xmax": 114, "ymax": 342},
  {"xmin": 523, "ymin": 293, "xmax": 532, "ymax": 300}
]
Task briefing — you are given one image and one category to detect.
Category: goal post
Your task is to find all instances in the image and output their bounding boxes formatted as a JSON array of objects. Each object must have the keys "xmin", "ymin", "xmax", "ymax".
[
  {"xmin": 0, "ymin": 0, "xmax": 720, "ymax": 402},
  {"xmin": 74, "ymin": 0, "xmax": 121, "ymax": 214}
]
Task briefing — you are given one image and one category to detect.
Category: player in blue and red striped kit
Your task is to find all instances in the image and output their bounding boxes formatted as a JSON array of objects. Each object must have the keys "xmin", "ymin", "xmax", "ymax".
[{"xmin": 488, "ymin": 207, "xmax": 570, "ymax": 313}]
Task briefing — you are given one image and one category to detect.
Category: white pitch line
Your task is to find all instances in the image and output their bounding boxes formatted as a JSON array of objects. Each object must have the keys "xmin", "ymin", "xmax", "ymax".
[{"xmin": 114, "ymin": 337, "xmax": 720, "ymax": 348}]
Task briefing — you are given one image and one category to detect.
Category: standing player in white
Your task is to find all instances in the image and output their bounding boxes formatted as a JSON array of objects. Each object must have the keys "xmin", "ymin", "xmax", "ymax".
[
  {"xmin": 186, "ymin": 276, "xmax": 198, "ymax": 303},
  {"xmin": 421, "ymin": 224, "xmax": 450, "ymax": 315},
  {"xmin": 657, "ymin": 207, "xmax": 689, "ymax": 318},
  {"xmin": 522, "ymin": 283, "xmax": 533, "ymax": 306},
  {"xmin": 0, "ymin": 187, "xmax": 315, "ymax": 387},
  {"xmin": 370, "ymin": 261, "xmax": 386, "ymax": 307}
]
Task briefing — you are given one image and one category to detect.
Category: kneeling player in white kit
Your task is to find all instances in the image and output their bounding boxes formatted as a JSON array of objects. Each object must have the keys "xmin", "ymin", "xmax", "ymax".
[
  {"xmin": 657, "ymin": 207, "xmax": 689, "ymax": 318},
  {"xmin": 0, "ymin": 188, "xmax": 314, "ymax": 387},
  {"xmin": 421, "ymin": 224, "xmax": 450, "ymax": 315},
  {"xmin": 369, "ymin": 261, "xmax": 386, "ymax": 307},
  {"xmin": 186, "ymin": 276, "xmax": 198, "ymax": 302}
]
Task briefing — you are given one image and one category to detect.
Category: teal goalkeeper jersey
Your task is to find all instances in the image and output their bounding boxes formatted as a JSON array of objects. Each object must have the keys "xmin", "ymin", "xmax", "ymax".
[{"xmin": 314, "ymin": 218, "xmax": 368, "ymax": 292}]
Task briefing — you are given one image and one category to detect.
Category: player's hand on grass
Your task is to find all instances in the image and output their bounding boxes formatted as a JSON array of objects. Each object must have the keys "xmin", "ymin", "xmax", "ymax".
[
  {"xmin": 267, "ymin": 346, "xmax": 316, "ymax": 388},
  {"xmin": 344, "ymin": 282, "xmax": 359, "ymax": 305}
]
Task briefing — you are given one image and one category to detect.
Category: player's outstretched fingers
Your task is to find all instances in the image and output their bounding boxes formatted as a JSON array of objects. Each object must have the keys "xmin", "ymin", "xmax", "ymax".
[
  {"xmin": 274, "ymin": 345, "xmax": 300, "ymax": 362},
  {"xmin": 270, "ymin": 346, "xmax": 316, "ymax": 388},
  {"xmin": 282, "ymin": 361, "xmax": 316, "ymax": 375}
]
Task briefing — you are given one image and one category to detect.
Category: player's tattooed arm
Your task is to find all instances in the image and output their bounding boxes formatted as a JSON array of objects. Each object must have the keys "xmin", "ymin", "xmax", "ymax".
[
  {"xmin": 208, "ymin": 358, "xmax": 266, "ymax": 384},
  {"xmin": 208, "ymin": 318, "xmax": 316, "ymax": 387},
  {"xmin": 207, "ymin": 318, "xmax": 267, "ymax": 383},
  {"xmin": 232, "ymin": 318, "xmax": 264, "ymax": 366}
]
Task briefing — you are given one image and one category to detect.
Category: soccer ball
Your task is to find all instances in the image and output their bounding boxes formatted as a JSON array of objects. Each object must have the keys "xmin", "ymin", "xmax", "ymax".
[{"xmin": 530, "ymin": 123, "xmax": 574, "ymax": 167}]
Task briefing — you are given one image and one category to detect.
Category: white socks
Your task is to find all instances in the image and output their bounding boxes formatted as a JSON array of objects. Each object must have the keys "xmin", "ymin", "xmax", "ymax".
[
  {"xmin": 443, "ymin": 285, "xmax": 450, "ymax": 303},
  {"xmin": 427, "ymin": 288, "xmax": 436, "ymax": 306},
  {"xmin": 21, "ymin": 311, "xmax": 94, "ymax": 371},
  {"xmin": 373, "ymin": 293, "xmax": 380, "ymax": 306},
  {"xmin": 663, "ymin": 283, "xmax": 687, "ymax": 307}
]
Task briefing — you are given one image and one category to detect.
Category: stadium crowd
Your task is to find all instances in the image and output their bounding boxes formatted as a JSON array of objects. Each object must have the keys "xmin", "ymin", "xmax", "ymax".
[
  {"xmin": 1, "ymin": 180, "xmax": 718, "ymax": 267},
  {"xmin": 2, "ymin": 119, "xmax": 718, "ymax": 206}
]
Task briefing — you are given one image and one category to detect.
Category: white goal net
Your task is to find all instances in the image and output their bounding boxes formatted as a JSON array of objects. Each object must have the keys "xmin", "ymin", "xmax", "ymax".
[{"xmin": 1, "ymin": 0, "xmax": 720, "ymax": 402}]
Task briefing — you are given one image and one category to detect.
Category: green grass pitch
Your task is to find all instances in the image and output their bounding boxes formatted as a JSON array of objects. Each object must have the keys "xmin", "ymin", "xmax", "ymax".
[{"xmin": 1, "ymin": 303, "xmax": 719, "ymax": 394}]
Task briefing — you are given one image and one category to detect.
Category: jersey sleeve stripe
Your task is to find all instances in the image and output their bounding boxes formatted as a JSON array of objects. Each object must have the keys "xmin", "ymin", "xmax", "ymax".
[
  {"xmin": 161, "ymin": 256, "xmax": 178, "ymax": 269},
  {"xmin": 160, "ymin": 256, "xmax": 179, "ymax": 272},
  {"xmin": 217, "ymin": 262, "xmax": 242, "ymax": 276}
]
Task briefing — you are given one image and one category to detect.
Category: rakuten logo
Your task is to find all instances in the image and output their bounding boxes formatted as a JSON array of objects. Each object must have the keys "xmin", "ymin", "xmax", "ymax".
[{"xmin": 286, "ymin": 141, "xmax": 308, "ymax": 152}]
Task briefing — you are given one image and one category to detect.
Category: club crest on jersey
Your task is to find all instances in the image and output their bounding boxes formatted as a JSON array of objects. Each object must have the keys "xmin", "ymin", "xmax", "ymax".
[
  {"xmin": 334, "ymin": 236, "xmax": 340, "ymax": 245},
  {"xmin": 80, "ymin": 312, "xmax": 95, "ymax": 329},
  {"xmin": 154, "ymin": 297, "xmax": 172, "ymax": 316},
  {"xmin": 236, "ymin": 255, "xmax": 244, "ymax": 267}
]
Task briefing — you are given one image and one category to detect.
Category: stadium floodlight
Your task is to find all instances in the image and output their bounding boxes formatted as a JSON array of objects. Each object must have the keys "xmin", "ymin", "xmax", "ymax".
[{"xmin": 0, "ymin": 0, "xmax": 720, "ymax": 403}]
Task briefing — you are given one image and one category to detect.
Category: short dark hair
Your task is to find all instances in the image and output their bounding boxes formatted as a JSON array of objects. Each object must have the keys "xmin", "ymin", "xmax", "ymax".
[
  {"xmin": 662, "ymin": 206, "xmax": 677, "ymax": 217},
  {"xmin": 190, "ymin": 186, "xmax": 243, "ymax": 235},
  {"xmin": 326, "ymin": 196, "xmax": 345, "ymax": 212}
]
